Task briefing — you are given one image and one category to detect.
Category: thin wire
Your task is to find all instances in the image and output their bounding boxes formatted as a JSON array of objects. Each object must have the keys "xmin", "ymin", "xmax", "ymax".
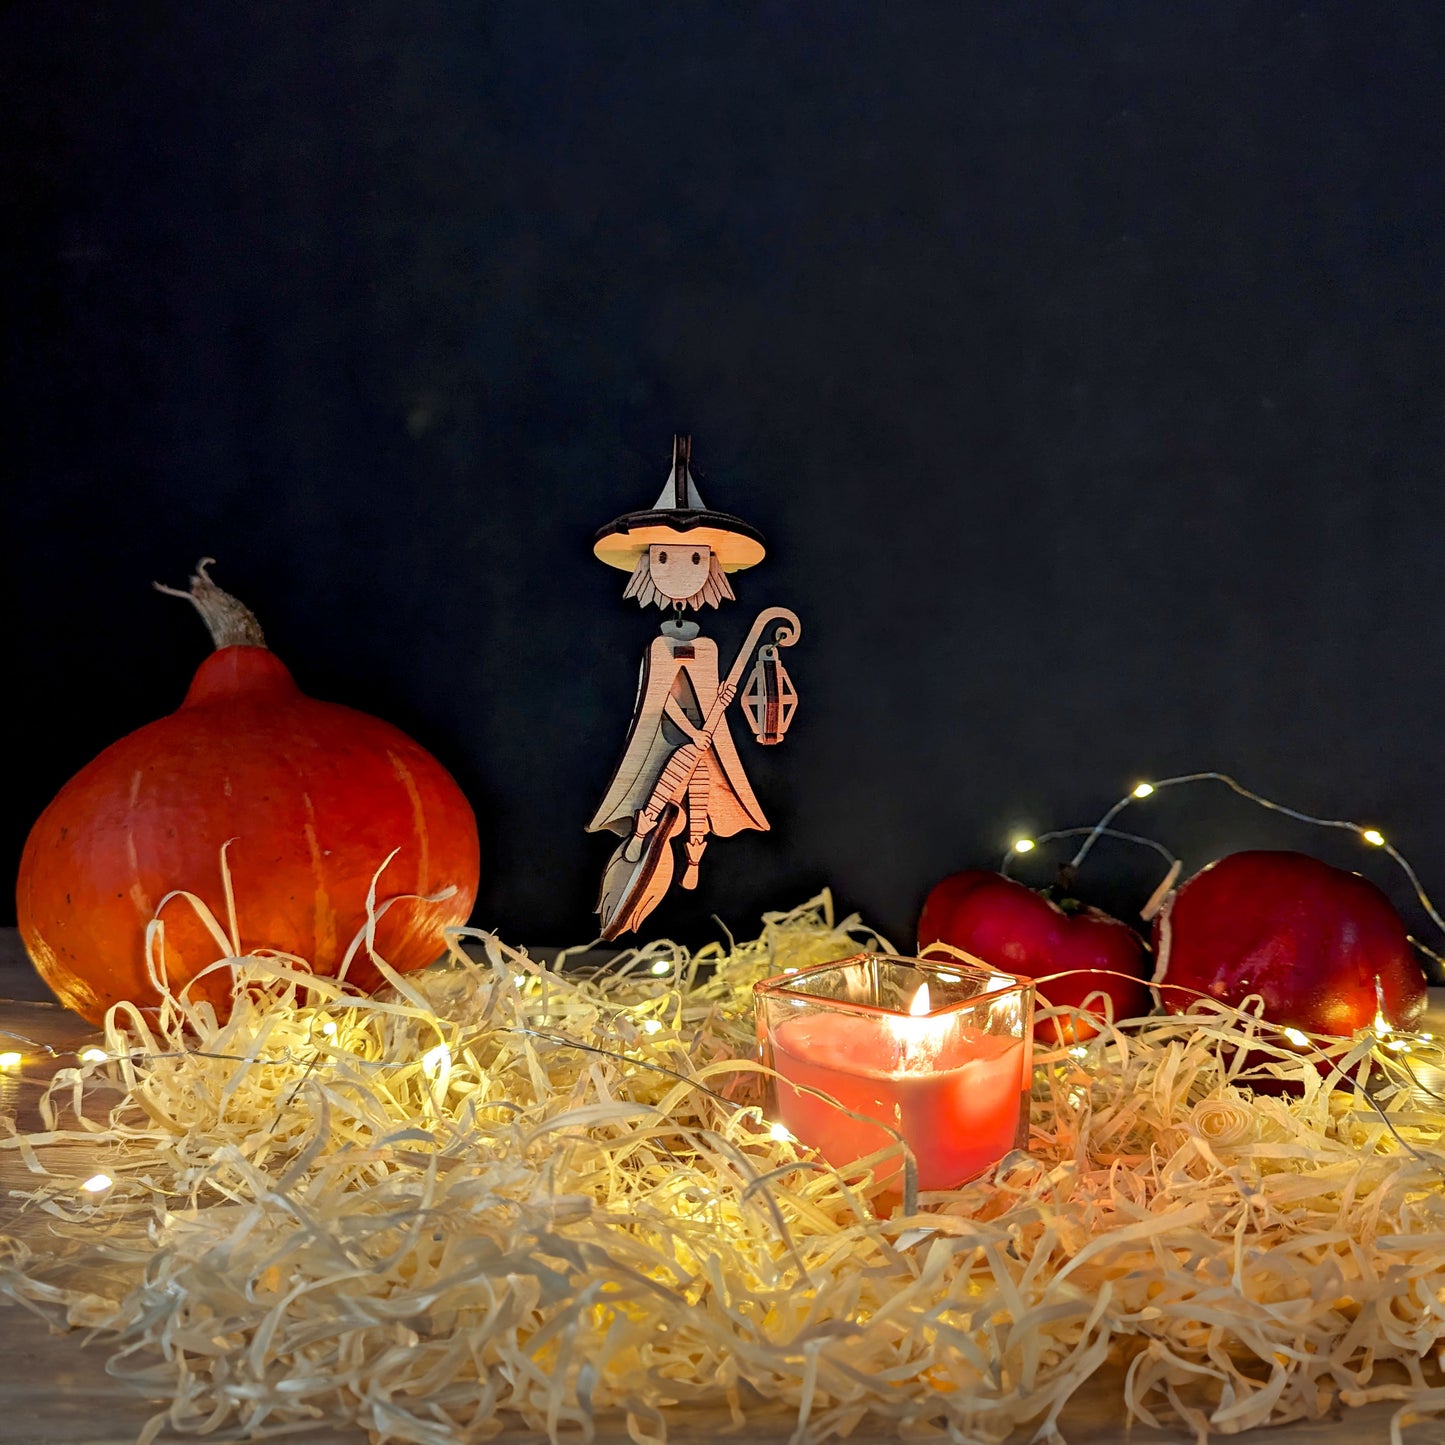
[
  {"xmin": 1000, "ymin": 827, "xmax": 1177, "ymax": 878},
  {"xmin": 1066, "ymin": 771, "xmax": 1445, "ymax": 942},
  {"xmin": 0, "ymin": 1028, "xmax": 59, "ymax": 1057},
  {"xmin": 1409, "ymin": 935, "xmax": 1445, "ymax": 968}
]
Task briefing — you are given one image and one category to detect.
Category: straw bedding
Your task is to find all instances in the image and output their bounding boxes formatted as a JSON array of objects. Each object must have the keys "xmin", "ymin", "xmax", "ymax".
[{"xmin": 2, "ymin": 892, "xmax": 1443, "ymax": 1444}]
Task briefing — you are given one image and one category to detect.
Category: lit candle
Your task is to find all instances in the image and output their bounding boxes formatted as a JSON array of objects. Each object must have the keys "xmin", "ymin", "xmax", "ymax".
[{"xmin": 755, "ymin": 954, "xmax": 1034, "ymax": 1196}]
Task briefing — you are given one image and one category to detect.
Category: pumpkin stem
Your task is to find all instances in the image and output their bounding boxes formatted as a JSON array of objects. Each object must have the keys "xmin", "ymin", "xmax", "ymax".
[{"xmin": 154, "ymin": 558, "xmax": 268, "ymax": 650}]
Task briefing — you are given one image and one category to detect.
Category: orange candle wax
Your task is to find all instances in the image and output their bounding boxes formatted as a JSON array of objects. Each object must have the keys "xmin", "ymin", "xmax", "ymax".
[
  {"xmin": 771, "ymin": 1009, "xmax": 1026, "ymax": 1192},
  {"xmin": 755, "ymin": 954, "xmax": 1034, "ymax": 1198}
]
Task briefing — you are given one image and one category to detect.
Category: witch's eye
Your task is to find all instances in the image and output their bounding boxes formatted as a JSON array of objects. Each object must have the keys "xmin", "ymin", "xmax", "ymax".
[
  {"xmin": 691, "ymin": 552, "xmax": 701, "ymax": 565},
  {"xmin": 658, "ymin": 551, "xmax": 668, "ymax": 564}
]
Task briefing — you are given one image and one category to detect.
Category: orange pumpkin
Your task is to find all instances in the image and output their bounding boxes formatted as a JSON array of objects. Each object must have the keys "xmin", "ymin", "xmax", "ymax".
[{"xmin": 17, "ymin": 561, "xmax": 480, "ymax": 1024}]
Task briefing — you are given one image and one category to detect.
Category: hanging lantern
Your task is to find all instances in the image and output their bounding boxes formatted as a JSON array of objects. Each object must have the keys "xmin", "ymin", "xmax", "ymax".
[{"xmin": 742, "ymin": 643, "xmax": 798, "ymax": 745}]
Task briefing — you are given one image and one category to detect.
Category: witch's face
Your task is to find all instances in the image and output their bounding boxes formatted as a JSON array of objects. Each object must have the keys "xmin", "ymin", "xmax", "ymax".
[{"xmin": 647, "ymin": 542, "xmax": 712, "ymax": 602}]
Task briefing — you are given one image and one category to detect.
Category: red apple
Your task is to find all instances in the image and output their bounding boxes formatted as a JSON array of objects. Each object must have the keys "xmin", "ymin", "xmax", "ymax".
[
  {"xmin": 917, "ymin": 870, "xmax": 1152, "ymax": 1044},
  {"xmin": 1152, "ymin": 850, "xmax": 1427, "ymax": 1036}
]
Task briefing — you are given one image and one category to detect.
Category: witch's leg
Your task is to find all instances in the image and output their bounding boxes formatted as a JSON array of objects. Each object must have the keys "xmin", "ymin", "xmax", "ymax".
[{"xmin": 681, "ymin": 757, "xmax": 711, "ymax": 889}]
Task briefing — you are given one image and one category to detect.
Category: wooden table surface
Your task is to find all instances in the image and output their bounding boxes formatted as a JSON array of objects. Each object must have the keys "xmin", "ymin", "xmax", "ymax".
[{"xmin": 2, "ymin": 932, "xmax": 1441, "ymax": 1445}]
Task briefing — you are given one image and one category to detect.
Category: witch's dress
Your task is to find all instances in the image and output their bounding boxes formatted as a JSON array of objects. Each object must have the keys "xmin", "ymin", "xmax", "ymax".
[{"xmin": 587, "ymin": 624, "xmax": 768, "ymax": 846}]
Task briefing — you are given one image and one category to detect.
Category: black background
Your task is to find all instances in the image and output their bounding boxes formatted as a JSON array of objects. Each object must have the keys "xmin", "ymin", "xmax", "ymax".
[{"xmin": 4, "ymin": 2, "xmax": 1443, "ymax": 976}]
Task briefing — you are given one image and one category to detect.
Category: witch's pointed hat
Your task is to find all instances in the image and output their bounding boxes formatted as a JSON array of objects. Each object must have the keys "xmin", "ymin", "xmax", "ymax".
[{"xmin": 593, "ymin": 435, "xmax": 766, "ymax": 573}]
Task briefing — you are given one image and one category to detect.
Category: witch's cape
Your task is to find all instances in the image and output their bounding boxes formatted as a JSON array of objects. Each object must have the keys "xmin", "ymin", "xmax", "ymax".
[{"xmin": 587, "ymin": 632, "xmax": 767, "ymax": 838}]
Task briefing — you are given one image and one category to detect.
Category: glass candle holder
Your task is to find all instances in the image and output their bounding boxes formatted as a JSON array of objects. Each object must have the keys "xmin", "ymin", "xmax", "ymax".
[{"xmin": 754, "ymin": 953, "xmax": 1034, "ymax": 1195}]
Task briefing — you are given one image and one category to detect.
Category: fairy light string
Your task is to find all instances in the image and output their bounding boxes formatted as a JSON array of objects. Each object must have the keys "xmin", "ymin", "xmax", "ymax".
[
  {"xmin": 1004, "ymin": 770, "xmax": 1445, "ymax": 970},
  {"xmin": 1001, "ymin": 826, "xmax": 1177, "ymax": 877}
]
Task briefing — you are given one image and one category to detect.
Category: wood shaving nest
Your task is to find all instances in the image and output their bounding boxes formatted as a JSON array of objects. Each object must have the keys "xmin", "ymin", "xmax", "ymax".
[{"xmin": 2, "ymin": 892, "xmax": 1444, "ymax": 1445}]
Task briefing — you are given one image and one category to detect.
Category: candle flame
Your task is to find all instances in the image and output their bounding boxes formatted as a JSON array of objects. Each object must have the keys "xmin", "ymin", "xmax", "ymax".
[{"xmin": 888, "ymin": 981, "xmax": 955, "ymax": 1065}]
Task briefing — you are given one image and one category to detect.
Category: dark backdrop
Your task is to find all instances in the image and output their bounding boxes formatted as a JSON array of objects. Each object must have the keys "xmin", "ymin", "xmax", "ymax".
[{"xmin": 4, "ymin": 2, "xmax": 1444, "ymax": 974}]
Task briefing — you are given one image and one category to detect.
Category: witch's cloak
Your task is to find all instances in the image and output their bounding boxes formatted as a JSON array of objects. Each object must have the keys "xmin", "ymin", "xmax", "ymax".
[{"xmin": 587, "ymin": 632, "xmax": 766, "ymax": 838}]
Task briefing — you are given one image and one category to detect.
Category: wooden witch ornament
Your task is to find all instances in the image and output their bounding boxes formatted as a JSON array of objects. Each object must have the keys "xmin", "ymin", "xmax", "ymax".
[{"xmin": 588, "ymin": 436, "xmax": 801, "ymax": 939}]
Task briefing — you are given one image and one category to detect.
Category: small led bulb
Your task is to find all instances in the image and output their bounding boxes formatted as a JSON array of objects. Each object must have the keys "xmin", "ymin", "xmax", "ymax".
[
  {"xmin": 1013, "ymin": 837, "xmax": 1036, "ymax": 854},
  {"xmin": 79, "ymin": 1048, "xmax": 108, "ymax": 1064},
  {"xmin": 649, "ymin": 960, "xmax": 671, "ymax": 976},
  {"xmin": 81, "ymin": 1173, "xmax": 113, "ymax": 1193},
  {"xmin": 1362, "ymin": 829, "xmax": 1386, "ymax": 847},
  {"xmin": 0, "ymin": 1052, "xmax": 21, "ymax": 1069},
  {"xmin": 1132, "ymin": 782, "xmax": 1155, "ymax": 799}
]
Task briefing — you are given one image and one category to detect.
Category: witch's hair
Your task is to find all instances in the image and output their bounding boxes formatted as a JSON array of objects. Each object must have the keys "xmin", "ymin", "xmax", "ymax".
[{"xmin": 623, "ymin": 552, "xmax": 736, "ymax": 610}]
